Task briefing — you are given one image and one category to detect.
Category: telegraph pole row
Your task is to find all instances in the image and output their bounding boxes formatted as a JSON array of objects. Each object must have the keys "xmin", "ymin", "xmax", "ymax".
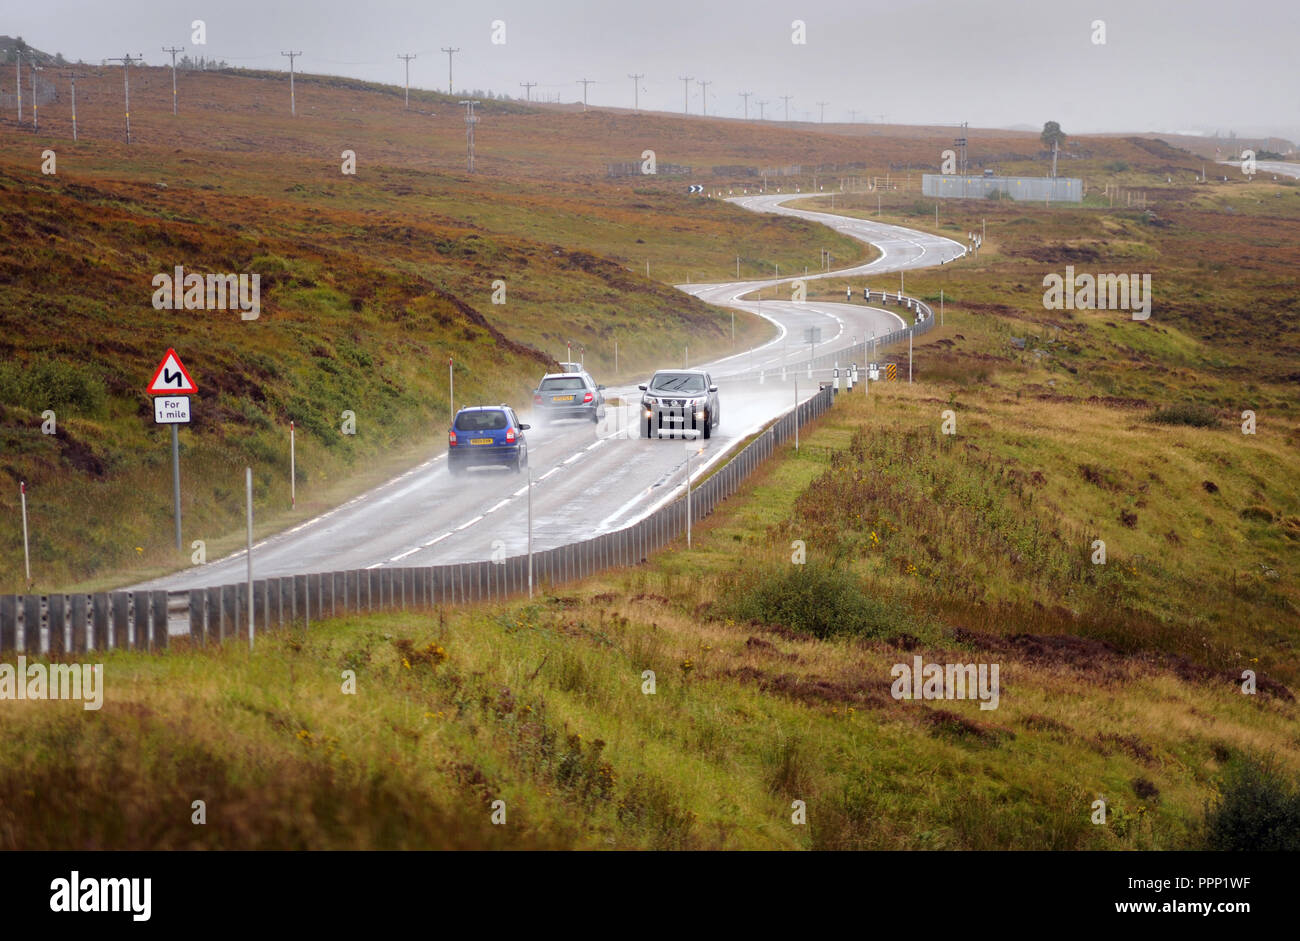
[
  {"xmin": 280, "ymin": 50, "xmax": 302, "ymax": 115},
  {"xmin": 397, "ymin": 53, "xmax": 416, "ymax": 109},
  {"xmin": 103, "ymin": 53, "xmax": 144, "ymax": 143},
  {"xmin": 162, "ymin": 45, "xmax": 184, "ymax": 114}
]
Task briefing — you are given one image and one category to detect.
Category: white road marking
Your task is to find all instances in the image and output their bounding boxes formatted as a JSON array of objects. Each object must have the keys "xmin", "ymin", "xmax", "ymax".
[
  {"xmin": 422, "ymin": 531, "xmax": 454, "ymax": 548},
  {"xmin": 455, "ymin": 515, "xmax": 484, "ymax": 531},
  {"xmin": 486, "ymin": 499, "xmax": 511, "ymax": 513}
]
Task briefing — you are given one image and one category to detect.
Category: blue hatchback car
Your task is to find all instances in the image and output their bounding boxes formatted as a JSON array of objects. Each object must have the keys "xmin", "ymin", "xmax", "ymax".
[{"xmin": 448, "ymin": 405, "xmax": 530, "ymax": 475}]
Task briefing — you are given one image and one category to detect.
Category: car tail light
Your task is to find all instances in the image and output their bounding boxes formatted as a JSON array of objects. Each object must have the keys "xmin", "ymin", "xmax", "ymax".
[
  {"xmin": 583, "ymin": 391, "xmax": 594, "ymax": 403},
  {"xmin": 448, "ymin": 430, "xmax": 457, "ymax": 446},
  {"xmin": 505, "ymin": 427, "xmax": 516, "ymax": 443},
  {"xmin": 533, "ymin": 393, "xmax": 542, "ymax": 404}
]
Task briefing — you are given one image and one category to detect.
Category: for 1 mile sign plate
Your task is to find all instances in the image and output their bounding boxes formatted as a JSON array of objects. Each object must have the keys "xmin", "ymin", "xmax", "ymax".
[{"xmin": 154, "ymin": 396, "xmax": 192, "ymax": 424}]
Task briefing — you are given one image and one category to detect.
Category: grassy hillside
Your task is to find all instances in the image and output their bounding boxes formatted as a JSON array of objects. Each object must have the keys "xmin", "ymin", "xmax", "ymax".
[{"xmin": 3, "ymin": 388, "xmax": 1295, "ymax": 849}]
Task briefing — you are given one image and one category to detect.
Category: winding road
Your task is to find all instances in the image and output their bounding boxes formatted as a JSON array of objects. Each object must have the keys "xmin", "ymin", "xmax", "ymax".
[{"xmin": 131, "ymin": 195, "xmax": 966, "ymax": 603}]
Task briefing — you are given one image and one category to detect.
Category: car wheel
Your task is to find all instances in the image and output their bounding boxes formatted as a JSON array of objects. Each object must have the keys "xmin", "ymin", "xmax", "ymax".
[
  {"xmin": 640, "ymin": 416, "xmax": 650, "ymax": 438},
  {"xmin": 516, "ymin": 449, "xmax": 527, "ymax": 473},
  {"xmin": 702, "ymin": 411, "xmax": 712, "ymax": 439}
]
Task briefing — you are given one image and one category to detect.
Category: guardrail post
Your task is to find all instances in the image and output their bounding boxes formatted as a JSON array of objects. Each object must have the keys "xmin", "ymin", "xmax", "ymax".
[
  {"xmin": 1, "ymin": 595, "xmax": 16, "ymax": 652},
  {"xmin": 152, "ymin": 590, "xmax": 169, "ymax": 650},
  {"xmin": 221, "ymin": 585, "xmax": 239, "ymax": 641},
  {"xmin": 23, "ymin": 595, "xmax": 42, "ymax": 653},
  {"xmin": 47, "ymin": 594, "xmax": 66, "ymax": 655},
  {"xmin": 70, "ymin": 594, "xmax": 88, "ymax": 653},
  {"xmin": 190, "ymin": 588, "xmax": 207, "ymax": 645},
  {"xmin": 132, "ymin": 592, "xmax": 151, "ymax": 652}
]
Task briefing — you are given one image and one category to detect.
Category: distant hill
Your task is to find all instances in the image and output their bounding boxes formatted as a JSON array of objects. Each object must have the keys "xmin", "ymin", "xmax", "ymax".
[{"xmin": 0, "ymin": 35, "xmax": 66, "ymax": 66}]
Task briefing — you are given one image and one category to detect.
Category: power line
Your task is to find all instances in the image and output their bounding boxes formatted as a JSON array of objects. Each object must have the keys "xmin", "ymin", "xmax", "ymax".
[
  {"xmin": 397, "ymin": 53, "xmax": 416, "ymax": 109},
  {"xmin": 441, "ymin": 47, "xmax": 459, "ymax": 95},
  {"xmin": 519, "ymin": 81, "xmax": 536, "ymax": 101},
  {"xmin": 816, "ymin": 100, "xmax": 828, "ymax": 123},
  {"xmin": 678, "ymin": 75, "xmax": 693, "ymax": 115},
  {"xmin": 576, "ymin": 78, "xmax": 595, "ymax": 111},
  {"xmin": 102, "ymin": 53, "xmax": 144, "ymax": 143},
  {"xmin": 780, "ymin": 94, "xmax": 793, "ymax": 123},
  {"xmin": 739, "ymin": 91, "xmax": 752, "ymax": 120},
  {"xmin": 757, "ymin": 99, "xmax": 767, "ymax": 120},
  {"xmin": 697, "ymin": 79, "xmax": 711, "ymax": 116},
  {"xmin": 280, "ymin": 51, "xmax": 302, "ymax": 115},
  {"xmin": 458, "ymin": 99, "xmax": 480, "ymax": 172},
  {"xmin": 162, "ymin": 46, "xmax": 184, "ymax": 114},
  {"xmin": 628, "ymin": 73, "xmax": 644, "ymax": 112}
]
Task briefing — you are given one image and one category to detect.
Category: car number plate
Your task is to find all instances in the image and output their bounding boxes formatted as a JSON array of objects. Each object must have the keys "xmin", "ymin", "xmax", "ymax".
[
  {"xmin": 553, "ymin": 395, "xmax": 575, "ymax": 402},
  {"xmin": 470, "ymin": 438, "xmax": 493, "ymax": 445},
  {"xmin": 664, "ymin": 415, "xmax": 683, "ymax": 422}
]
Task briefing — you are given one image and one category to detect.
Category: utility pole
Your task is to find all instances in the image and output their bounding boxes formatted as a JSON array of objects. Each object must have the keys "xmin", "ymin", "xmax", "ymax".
[
  {"xmin": 678, "ymin": 75, "xmax": 692, "ymax": 114},
  {"xmin": 29, "ymin": 55, "xmax": 41, "ymax": 131},
  {"xmin": 397, "ymin": 53, "xmax": 416, "ymax": 109},
  {"xmin": 280, "ymin": 50, "xmax": 302, "ymax": 115},
  {"xmin": 757, "ymin": 99, "xmax": 767, "ymax": 121},
  {"xmin": 848, "ymin": 109, "xmax": 858, "ymax": 122},
  {"xmin": 103, "ymin": 54, "xmax": 144, "ymax": 143},
  {"xmin": 162, "ymin": 45, "xmax": 184, "ymax": 114},
  {"xmin": 816, "ymin": 100, "xmax": 828, "ymax": 123},
  {"xmin": 628, "ymin": 73, "xmax": 644, "ymax": 112},
  {"xmin": 441, "ymin": 46, "xmax": 459, "ymax": 95},
  {"xmin": 519, "ymin": 81, "xmax": 536, "ymax": 101},
  {"xmin": 65, "ymin": 72, "xmax": 84, "ymax": 141},
  {"xmin": 459, "ymin": 99, "xmax": 480, "ymax": 171},
  {"xmin": 781, "ymin": 95, "xmax": 793, "ymax": 123},
  {"xmin": 739, "ymin": 91, "xmax": 752, "ymax": 120},
  {"xmin": 697, "ymin": 79, "xmax": 711, "ymax": 116},
  {"xmin": 576, "ymin": 78, "xmax": 595, "ymax": 111}
]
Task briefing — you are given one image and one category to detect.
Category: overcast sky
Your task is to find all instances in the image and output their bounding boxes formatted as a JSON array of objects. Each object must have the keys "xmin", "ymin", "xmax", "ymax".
[{"xmin": 10, "ymin": 0, "xmax": 1299, "ymax": 140}]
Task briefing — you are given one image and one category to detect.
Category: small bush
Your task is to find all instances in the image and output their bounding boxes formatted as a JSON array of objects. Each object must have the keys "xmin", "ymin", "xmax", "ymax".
[
  {"xmin": 1148, "ymin": 402, "xmax": 1219, "ymax": 428},
  {"xmin": 725, "ymin": 563, "xmax": 912, "ymax": 639},
  {"xmin": 1104, "ymin": 160, "xmax": 1131, "ymax": 173},
  {"xmin": 0, "ymin": 360, "xmax": 106, "ymax": 414},
  {"xmin": 1203, "ymin": 756, "xmax": 1300, "ymax": 850}
]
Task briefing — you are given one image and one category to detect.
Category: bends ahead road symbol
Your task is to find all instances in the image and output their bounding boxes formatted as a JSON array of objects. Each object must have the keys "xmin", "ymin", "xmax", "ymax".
[
  {"xmin": 147, "ymin": 348, "xmax": 198, "ymax": 395},
  {"xmin": 687, "ymin": 184, "xmax": 704, "ymax": 194}
]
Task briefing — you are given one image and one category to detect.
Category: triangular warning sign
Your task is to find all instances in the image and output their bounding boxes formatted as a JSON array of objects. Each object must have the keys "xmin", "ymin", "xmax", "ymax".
[{"xmin": 147, "ymin": 348, "xmax": 198, "ymax": 395}]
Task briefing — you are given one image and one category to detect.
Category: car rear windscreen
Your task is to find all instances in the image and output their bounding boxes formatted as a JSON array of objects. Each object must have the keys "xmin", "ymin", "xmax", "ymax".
[
  {"xmin": 540, "ymin": 377, "xmax": 586, "ymax": 391},
  {"xmin": 455, "ymin": 410, "xmax": 509, "ymax": 431},
  {"xmin": 650, "ymin": 374, "xmax": 706, "ymax": 393}
]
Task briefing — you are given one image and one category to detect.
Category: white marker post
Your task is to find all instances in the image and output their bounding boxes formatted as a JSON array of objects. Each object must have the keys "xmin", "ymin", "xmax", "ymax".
[
  {"xmin": 794, "ymin": 379, "xmax": 799, "ymax": 451},
  {"xmin": 448, "ymin": 357, "xmax": 454, "ymax": 425},
  {"xmin": 290, "ymin": 420, "xmax": 296, "ymax": 509},
  {"xmin": 20, "ymin": 481, "xmax": 30, "ymax": 585},
  {"xmin": 526, "ymin": 467, "xmax": 534, "ymax": 598},
  {"xmin": 246, "ymin": 466, "xmax": 254, "ymax": 651},
  {"xmin": 909, "ymin": 332, "xmax": 913, "ymax": 383},
  {"xmin": 684, "ymin": 436, "xmax": 694, "ymax": 549},
  {"xmin": 941, "ymin": 289, "xmax": 944, "ymax": 326}
]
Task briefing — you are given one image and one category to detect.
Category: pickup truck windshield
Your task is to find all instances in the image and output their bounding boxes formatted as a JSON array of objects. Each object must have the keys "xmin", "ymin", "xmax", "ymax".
[{"xmin": 650, "ymin": 374, "xmax": 706, "ymax": 393}]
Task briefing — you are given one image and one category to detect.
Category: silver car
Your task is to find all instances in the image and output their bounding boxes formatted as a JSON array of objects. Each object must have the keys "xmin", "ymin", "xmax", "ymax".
[
  {"xmin": 533, "ymin": 372, "xmax": 606, "ymax": 424},
  {"xmin": 638, "ymin": 369, "xmax": 720, "ymax": 439}
]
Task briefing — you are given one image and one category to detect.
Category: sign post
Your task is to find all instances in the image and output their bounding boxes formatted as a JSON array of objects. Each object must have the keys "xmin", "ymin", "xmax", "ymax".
[{"xmin": 146, "ymin": 348, "xmax": 197, "ymax": 551}]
